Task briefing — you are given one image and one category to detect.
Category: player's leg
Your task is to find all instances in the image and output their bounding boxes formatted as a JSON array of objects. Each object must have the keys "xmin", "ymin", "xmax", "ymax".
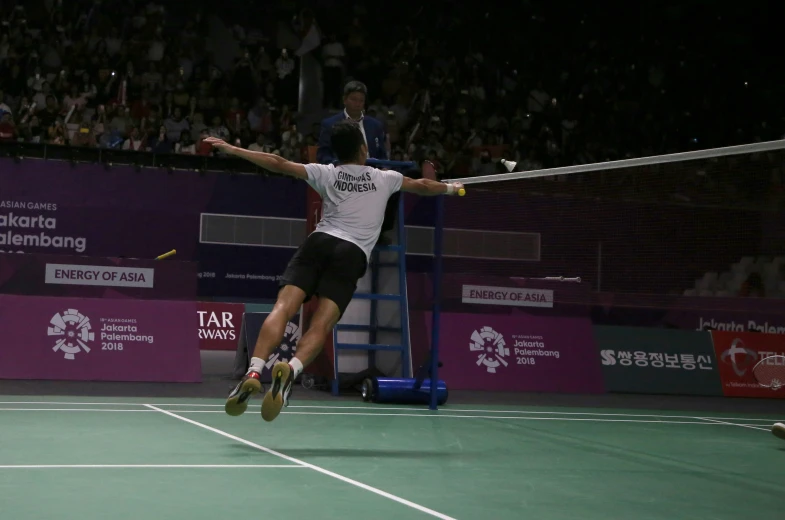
[
  {"xmin": 225, "ymin": 235, "xmax": 320, "ymax": 416},
  {"xmin": 250, "ymin": 285, "xmax": 307, "ymax": 367},
  {"xmin": 260, "ymin": 236, "xmax": 366, "ymax": 422},
  {"xmin": 224, "ymin": 285, "xmax": 307, "ymax": 416},
  {"xmin": 261, "ymin": 296, "xmax": 341, "ymax": 422}
]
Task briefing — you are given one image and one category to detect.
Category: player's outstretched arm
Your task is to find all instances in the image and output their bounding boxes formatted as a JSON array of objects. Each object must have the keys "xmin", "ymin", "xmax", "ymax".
[
  {"xmin": 401, "ymin": 177, "xmax": 464, "ymax": 197},
  {"xmin": 204, "ymin": 137, "xmax": 307, "ymax": 180}
]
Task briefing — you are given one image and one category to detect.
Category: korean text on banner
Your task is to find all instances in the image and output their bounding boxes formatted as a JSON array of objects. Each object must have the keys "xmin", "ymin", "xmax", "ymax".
[
  {"xmin": 710, "ymin": 331, "xmax": 785, "ymax": 398},
  {"xmin": 461, "ymin": 285, "xmax": 553, "ymax": 308},
  {"xmin": 594, "ymin": 326, "xmax": 723, "ymax": 396}
]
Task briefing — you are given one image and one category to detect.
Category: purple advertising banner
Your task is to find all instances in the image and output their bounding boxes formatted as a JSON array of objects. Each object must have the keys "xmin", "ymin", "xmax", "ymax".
[
  {"xmin": 0, "ymin": 158, "xmax": 304, "ymax": 299},
  {"xmin": 0, "ymin": 294, "xmax": 201, "ymax": 382},
  {"xmin": 0, "ymin": 252, "xmax": 197, "ymax": 300},
  {"xmin": 590, "ymin": 292, "xmax": 785, "ymax": 334},
  {"xmin": 405, "ymin": 273, "xmax": 602, "ymax": 393},
  {"xmin": 424, "ymin": 311, "xmax": 603, "ymax": 393}
]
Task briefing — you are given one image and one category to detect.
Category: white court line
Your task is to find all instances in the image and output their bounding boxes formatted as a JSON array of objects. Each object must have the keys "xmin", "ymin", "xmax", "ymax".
[
  {"xmin": 0, "ymin": 408, "xmax": 154, "ymax": 412},
  {"xmin": 0, "ymin": 401, "xmax": 780, "ymax": 423},
  {"xmin": 1, "ymin": 406, "xmax": 769, "ymax": 427},
  {"xmin": 173, "ymin": 412, "xmax": 782, "ymax": 428},
  {"xmin": 253, "ymin": 412, "xmax": 771, "ymax": 426},
  {"xmin": 0, "ymin": 465, "xmax": 303, "ymax": 469},
  {"xmin": 144, "ymin": 404, "xmax": 458, "ymax": 520},
  {"xmin": 0, "ymin": 401, "xmax": 158, "ymax": 407},
  {"xmin": 693, "ymin": 417, "xmax": 771, "ymax": 432}
]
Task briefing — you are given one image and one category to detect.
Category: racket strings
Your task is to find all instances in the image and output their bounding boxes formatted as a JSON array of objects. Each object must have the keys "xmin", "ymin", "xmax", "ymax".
[{"xmin": 752, "ymin": 355, "xmax": 785, "ymax": 390}]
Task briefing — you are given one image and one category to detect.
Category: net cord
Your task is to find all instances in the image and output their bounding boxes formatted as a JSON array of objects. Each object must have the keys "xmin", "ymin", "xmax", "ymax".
[{"xmin": 448, "ymin": 139, "xmax": 785, "ymax": 185}]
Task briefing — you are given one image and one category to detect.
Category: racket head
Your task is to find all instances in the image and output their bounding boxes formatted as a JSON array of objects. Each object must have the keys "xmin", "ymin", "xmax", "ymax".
[{"xmin": 752, "ymin": 355, "xmax": 785, "ymax": 390}]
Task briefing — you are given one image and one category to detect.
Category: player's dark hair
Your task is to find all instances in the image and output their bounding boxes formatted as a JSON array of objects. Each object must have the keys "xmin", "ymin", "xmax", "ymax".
[{"xmin": 330, "ymin": 120, "xmax": 365, "ymax": 164}]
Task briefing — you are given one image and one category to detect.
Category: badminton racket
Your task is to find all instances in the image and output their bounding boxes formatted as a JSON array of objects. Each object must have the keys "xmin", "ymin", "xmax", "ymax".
[
  {"xmin": 155, "ymin": 249, "xmax": 176, "ymax": 260},
  {"xmin": 752, "ymin": 354, "xmax": 785, "ymax": 391}
]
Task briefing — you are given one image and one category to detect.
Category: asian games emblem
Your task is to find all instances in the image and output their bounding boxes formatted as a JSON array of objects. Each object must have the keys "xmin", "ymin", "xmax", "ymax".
[
  {"xmin": 470, "ymin": 326, "xmax": 509, "ymax": 374},
  {"xmin": 47, "ymin": 309, "xmax": 95, "ymax": 360}
]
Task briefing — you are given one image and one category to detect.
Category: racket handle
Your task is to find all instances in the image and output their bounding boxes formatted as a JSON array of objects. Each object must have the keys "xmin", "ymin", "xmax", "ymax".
[
  {"xmin": 458, "ymin": 188, "xmax": 466, "ymax": 196},
  {"xmin": 155, "ymin": 249, "xmax": 176, "ymax": 260}
]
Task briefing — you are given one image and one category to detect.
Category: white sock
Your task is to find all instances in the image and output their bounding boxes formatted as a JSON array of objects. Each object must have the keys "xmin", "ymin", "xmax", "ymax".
[
  {"xmin": 249, "ymin": 357, "xmax": 264, "ymax": 373},
  {"xmin": 289, "ymin": 357, "xmax": 304, "ymax": 379}
]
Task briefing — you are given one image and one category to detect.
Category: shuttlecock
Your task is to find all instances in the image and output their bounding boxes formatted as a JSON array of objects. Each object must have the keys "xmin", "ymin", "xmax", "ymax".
[{"xmin": 501, "ymin": 159, "xmax": 517, "ymax": 172}]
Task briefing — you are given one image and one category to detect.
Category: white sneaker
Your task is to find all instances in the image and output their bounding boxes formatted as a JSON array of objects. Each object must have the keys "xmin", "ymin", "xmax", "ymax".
[{"xmin": 772, "ymin": 423, "xmax": 785, "ymax": 440}]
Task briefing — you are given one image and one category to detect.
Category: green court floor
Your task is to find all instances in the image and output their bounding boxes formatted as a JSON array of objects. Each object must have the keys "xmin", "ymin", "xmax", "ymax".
[{"xmin": 0, "ymin": 396, "xmax": 782, "ymax": 520}]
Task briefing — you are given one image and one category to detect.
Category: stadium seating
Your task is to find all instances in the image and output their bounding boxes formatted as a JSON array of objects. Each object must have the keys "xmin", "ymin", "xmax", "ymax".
[{"xmin": 685, "ymin": 256, "xmax": 785, "ymax": 298}]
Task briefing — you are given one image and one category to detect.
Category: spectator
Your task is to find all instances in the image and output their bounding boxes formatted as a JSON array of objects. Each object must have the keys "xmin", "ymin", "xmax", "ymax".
[
  {"xmin": 109, "ymin": 106, "xmax": 132, "ymax": 138},
  {"xmin": 148, "ymin": 125, "xmax": 172, "ymax": 153},
  {"xmin": 190, "ymin": 112, "xmax": 208, "ymax": 142},
  {"xmin": 0, "ymin": 112, "xmax": 16, "ymax": 142},
  {"xmin": 196, "ymin": 129, "xmax": 214, "ymax": 156},
  {"xmin": 0, "ymin": 0, "xmax": 779, "ymax": 216},
  {"xmin": 175, "ymin": 129, "xmax": 196, "ymax": 155},
  {"xmin": 71, "ymin": 121, "xmax": 95, "ymax": 147},
  {"xmin": 225, "ymin": 97, "xmax": 246, "ymax": 136},
  {"xmin": 122, "ymin": 127, "xmax": 146, "ymax": 151},
  {"xmin": 164, "ymin": 107, "xmax": 190, "ymax": 142},
  {"xmin": 0, "ymin": 90, "xmax": 11, "ymax": 117},
  {"xmin": 208, "ymin": 115, "xmax": 230, "ymax": 140},
  {"xmin": 274, "ymin": 48, "xmax": 296, "ymax": 106},
  {"xmin": 62, "ymin": 85, "xmax": 87, "ymax": 112},
  {"xmin": 248, "ymin": 133, "xmax": 271, "ymax": 152}
]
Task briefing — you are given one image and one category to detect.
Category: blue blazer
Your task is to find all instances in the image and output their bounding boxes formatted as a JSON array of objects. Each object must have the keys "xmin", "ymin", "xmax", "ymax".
[{"xmin": 317, "ymin": 112, "xmax": 388, "ymax": 164}]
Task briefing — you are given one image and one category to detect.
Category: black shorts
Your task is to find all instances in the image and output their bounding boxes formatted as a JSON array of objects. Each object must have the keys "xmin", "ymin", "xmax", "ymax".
[{"xmin": 279, "ymin": 232, "xmax": 367, "ymax": 317}]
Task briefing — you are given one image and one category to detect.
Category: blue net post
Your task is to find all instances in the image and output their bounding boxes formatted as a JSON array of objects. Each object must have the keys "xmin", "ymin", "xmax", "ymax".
[{"xmin": 429, "ymin": 194, "xmax": 445, "ymax": 410}]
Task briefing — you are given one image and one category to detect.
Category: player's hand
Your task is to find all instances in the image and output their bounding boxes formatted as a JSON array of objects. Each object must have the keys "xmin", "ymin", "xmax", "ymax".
[
  {"xmin": 448, "ymin": 182, "xmax": 465, "ymax": 196},
  {"xmin": 204, "ymin": 136, "xmax": 235, "ymax": 153}
]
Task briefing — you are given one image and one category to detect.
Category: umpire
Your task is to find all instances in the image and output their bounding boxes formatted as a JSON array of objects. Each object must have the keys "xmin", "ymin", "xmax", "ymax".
[{"xmin": 317, "ymin": 81, "xmax": 398, "ymax": 244}]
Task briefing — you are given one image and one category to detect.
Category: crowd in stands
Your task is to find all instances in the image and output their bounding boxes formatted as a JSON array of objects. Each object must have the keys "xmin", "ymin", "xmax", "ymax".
[
  {"xmin": 0, "ymin": 0, "xmax": 303, "ymax": 160},
  {"xmin": 0, "ymin": 1, "xmax": 782, "ymax": 206}
]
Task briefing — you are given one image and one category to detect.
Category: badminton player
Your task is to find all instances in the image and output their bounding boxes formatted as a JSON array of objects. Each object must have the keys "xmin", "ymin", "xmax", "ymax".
[{"xmin": 204, "ymin": 121, "xmax": 464, "ymax": 422}]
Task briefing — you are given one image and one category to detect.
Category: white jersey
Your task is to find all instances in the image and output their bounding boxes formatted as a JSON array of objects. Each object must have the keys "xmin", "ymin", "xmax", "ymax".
[{"xmin": 304, "ymin": 163, "xmax": 404, "ymax": 261}]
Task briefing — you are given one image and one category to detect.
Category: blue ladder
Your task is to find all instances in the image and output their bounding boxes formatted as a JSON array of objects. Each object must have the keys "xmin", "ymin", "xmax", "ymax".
[{"xmin": 331, "ymin": 193, "xmax": 411, "ymax": 395}]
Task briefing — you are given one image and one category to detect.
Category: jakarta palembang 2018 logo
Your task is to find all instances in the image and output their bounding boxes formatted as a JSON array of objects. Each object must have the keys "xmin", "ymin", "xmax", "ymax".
[
  {"xmin": 47, "ymin": 309, "xmax": 95, "ymax": 360},
  {"xmin": 470, "ymin": 326, "xmax": 510, "ymax": 374},
  {"xmin": 264, "ymin": 320, "xmax": 302, "ymax": 369}
]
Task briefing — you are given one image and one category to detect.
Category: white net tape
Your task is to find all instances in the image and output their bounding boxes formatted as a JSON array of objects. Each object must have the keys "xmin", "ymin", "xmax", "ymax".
[{"xmin": 450, "ymin": 139, "xmax": 785, "ymax": 184}]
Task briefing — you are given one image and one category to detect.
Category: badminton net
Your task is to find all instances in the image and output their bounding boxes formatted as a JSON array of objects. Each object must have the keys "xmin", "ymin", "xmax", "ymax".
[{"xmin": 441, "ymin": 140, "xmax": 785, "ymax": 297}]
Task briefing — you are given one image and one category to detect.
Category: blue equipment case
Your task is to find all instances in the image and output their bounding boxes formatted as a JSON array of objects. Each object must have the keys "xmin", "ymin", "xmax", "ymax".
[{"xmin": 361, "ymin": 377, "xmax": 449, "ymax": 406}]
